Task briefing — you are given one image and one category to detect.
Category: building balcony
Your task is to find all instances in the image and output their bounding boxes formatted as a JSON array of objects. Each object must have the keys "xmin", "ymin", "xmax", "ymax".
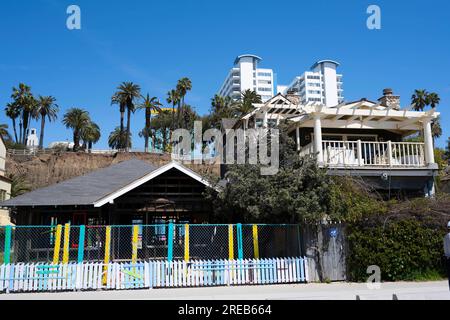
[{"xmin": 300, "ymin": 140, "xmax": 428, "ymax": 169}]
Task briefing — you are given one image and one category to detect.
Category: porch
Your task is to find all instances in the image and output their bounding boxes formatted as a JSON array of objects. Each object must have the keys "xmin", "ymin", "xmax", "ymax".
[
  {"xmin": 291, "ymin": 100, "xmax": 439, "ymax": 171},
  {"xmin": 299, "ymin": 140, "xmax": 428, "ymax": 169}
]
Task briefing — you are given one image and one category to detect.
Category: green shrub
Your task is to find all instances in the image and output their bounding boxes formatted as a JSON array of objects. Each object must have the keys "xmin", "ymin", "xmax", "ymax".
[{"xmin": 347, "ymin": 196, "xmax": 450, "ymax": 281}]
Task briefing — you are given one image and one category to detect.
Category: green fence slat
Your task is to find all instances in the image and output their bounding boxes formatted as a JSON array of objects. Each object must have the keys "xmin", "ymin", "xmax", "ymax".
[{"xmin": 4, "ymin": 226, "xmax": 12, "ymax": 264}]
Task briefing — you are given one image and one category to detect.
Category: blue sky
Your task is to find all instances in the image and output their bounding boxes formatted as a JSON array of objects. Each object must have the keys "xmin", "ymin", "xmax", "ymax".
[{"xmin": 0, "ymin": 0, "xmax": 449, "ymax": 149}]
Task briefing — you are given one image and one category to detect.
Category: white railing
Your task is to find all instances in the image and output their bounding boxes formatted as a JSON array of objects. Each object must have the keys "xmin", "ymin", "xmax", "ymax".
[
  {"xmin": 321, "ymin": 140, "xmax": 426, "ymax": 168},
  {"xmin": 299, "ymin": 140, "xmax": 426, "ymax": 168},
  {"xmin": 299, "ymin": 142, "xmax": 314, "ymax": 157}
]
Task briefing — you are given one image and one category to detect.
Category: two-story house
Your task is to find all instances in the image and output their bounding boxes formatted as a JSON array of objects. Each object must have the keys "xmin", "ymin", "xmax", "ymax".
[{"xmin": 235, "ymin": 89, "xmax": 440, "ymax": 197}]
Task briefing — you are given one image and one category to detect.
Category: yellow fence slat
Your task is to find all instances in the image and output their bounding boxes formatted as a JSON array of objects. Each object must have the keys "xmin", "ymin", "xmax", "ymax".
[
  {"xmin": 131, "ymin": 225, "xmax": 139, "ymax": 264},
  {"xmin": 228, "ymin": 224, "xmax": 234, "ymax": 260},
  {"xmin": 62, "ymin": 223, "xmax": 71, "ymax": 264},
  {"xmin": 52, "ymin": 225, "xmax": 62, "ymax": 264},
  {"xmin": 184, "ymin": 224, "xmax": 189, "ymax": 262},
  {"xmin": 252, "ymin": 224, "xmax": 259, "ymax": 259},
  {"xmin": 102, "ymin": 226, "xmax": 111, "ymax": 285}
]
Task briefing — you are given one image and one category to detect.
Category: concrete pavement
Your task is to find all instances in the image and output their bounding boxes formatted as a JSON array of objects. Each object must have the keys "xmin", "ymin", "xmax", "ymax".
[{"xmin": 1, "ymin": 281, "xmax": 449, "ymax": 300}]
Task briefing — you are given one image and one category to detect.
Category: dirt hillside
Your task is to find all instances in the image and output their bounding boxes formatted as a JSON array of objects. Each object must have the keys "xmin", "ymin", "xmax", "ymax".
[{"xmin": 6, "ymin": 151, "xmax": 220, "ymax": 191}]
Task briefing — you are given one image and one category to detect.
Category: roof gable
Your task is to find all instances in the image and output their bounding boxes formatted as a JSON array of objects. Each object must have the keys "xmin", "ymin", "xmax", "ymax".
[
  {"xmin": 93, "ymin": 161, "xmax": 214, "ymax": 207},
  {"xmin": 1, "ymin": 159, "xmax": 212, "ymax": 208}
]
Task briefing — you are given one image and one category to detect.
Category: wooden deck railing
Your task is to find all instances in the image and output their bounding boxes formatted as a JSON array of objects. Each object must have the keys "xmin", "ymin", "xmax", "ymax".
[{"xmin": 300, "ymin": 140, "xmax": 426, "ymax": 168}]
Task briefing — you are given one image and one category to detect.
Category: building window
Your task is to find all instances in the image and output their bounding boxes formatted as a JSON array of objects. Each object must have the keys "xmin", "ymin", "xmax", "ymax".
[{"xmin": 0, "ymin": 190, "xmax": 6, "ymax": 201}]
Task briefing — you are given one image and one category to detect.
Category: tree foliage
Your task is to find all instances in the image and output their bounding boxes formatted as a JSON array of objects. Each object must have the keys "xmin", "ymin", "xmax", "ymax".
[{"xmin": 205, "ymin": 124, "xmax": 335, "ymax": 223}]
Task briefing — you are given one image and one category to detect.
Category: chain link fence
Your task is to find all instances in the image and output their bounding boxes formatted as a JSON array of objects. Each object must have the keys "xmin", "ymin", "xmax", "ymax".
[{"xmin": 0, "ymin": 224, "xmax": 302, "ymax": 264}]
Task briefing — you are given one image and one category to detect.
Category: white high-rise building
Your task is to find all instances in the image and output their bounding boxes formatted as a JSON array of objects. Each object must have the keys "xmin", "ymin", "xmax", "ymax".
[
  {"xmin": 218, "ymin": 54, "xmax": 275, "ymax": 102},
  {"xmin": 281, "ymin": 60, "xmax": 344, "ymax": 107}
]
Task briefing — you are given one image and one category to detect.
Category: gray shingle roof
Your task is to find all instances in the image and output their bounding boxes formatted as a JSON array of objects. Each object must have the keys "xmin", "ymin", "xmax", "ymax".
[{"xmin": 1, "ymin": 159, "xmax": 158, "ymax": 207}]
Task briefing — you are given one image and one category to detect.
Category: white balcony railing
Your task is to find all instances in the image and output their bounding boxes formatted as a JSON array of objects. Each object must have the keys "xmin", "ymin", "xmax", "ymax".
[{"xmin": 300, "ymin": 140, "xmax": 426, "ymax": 168}]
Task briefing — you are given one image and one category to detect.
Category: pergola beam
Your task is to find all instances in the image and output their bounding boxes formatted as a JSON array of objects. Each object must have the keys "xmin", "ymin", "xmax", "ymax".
[{"xmin": 299, "ymin": 119, "xmax": 422, "ymax": 131}]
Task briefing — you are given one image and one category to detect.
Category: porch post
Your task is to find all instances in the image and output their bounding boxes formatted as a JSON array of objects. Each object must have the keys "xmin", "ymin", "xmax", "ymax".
[
  {"xmin": 262, "ymin": 111, "xmax": 268, "ymax": 128},
  {"xmin": 313, "ymin": 114, "xmax": 323, "ymax": 164},
  {"xmin": 423, "ymin": 119, "xmax": 435, "ymax": 164},
  {"xmin": 296, "ymin": 127, "xmax": 300, "ymax": 151}
]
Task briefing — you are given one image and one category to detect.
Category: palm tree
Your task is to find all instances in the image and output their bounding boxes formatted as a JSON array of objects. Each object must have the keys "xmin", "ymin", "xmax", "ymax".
[
  {"xmin": 108, "ymin": 126, "xmax": 131, "ymax": 150},
  {"xmin": 176, "ymin": 78, "xmax": 192, "ymax": 128},
  {"xmin": 34, "ymin": 96, "xmax": 59, "ymax": 149},
  {"xmin": 113, "ymin": 82, "xmax": 141, "ymax": 150},
  {"xmin": 426, "ymin": 92, "xmax": 440, "ymax": 109},
  {"xmin": 431, "ymin": 116, "xmax": 442, "ymax": 145},
  {"xmin": 0, "ymin": 124, "xmax": 12, "ymax": 142},
  {"xmin": 80, "ymin": 121, "xmax": 101, "ymax": 151},
  {"xmin": 210, "ymin": 95, "xmax": 236, "ymax": 128},
  {"xmin": 167, "ymin": 89, "xmax": 180, "ymax": 130},
  {"xmin": 11, "ymin": 83, "xmax": 35, "ymax": 144},
  {"xmin": 233, "ymin": 89, "xmax": 262, "ymax": 117},
  {"xmin": 5, "ymin": 102, "xmax": 20, "ymax": 143},
  {"xmin": 7, "ymin": 173, "xmax": 31, "ymax": 197},
  {"xmin": 111, "ymin": 92, "xmax": 127, "ymax": 147},
  {"xmin": 137, "ymin": 94, "xmax": 162, "ymax": 152},
  {"xmin": 62, "ymin": 108, "xmax": 91, "ymax": 151},
  {"xmin": 411, "ymin": 89, "xmax": 428, "ymax": 111}
]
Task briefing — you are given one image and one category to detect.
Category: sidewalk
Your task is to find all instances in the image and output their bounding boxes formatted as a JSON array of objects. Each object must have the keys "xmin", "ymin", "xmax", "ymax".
[{"xmin": 1, "ymin": 281, "xmax": 449, "ymax": 300}]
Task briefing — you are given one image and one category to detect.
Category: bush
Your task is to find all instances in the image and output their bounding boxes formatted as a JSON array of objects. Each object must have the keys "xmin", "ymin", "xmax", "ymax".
[{"xmin": 347, "ymin": 195, "xmax": 450, "ymax": 281}]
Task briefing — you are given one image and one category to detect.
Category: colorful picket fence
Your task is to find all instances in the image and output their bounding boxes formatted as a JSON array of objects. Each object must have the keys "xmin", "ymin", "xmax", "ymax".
[{"xmin": 0, "ymin": 257, "xmax": 308, "ymax": 293}]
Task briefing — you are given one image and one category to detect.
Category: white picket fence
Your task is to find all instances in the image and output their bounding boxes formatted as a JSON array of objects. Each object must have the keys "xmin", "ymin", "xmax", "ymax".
[{"xmin": 0, "ymin": 257, "xmax": 308, "ymax": 294}]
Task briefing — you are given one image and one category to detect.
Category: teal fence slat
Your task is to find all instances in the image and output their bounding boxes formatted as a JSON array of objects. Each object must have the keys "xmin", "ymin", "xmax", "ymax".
[
  {"xmin": 167, "ymin": 223, "xmax": 174, "ymax": 262},
  {"xmin": 77, "ymin": 225, "xmax": 85, "ymax": 263},
  {"xmin": 236, "ymin": 223, "xmax": 243, "ymax": 260}
]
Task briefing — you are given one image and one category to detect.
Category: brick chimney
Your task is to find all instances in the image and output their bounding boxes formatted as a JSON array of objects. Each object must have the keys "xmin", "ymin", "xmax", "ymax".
[{"xmin": 378, "ymin": 88, "xmax": 400, "ymax": 110}]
